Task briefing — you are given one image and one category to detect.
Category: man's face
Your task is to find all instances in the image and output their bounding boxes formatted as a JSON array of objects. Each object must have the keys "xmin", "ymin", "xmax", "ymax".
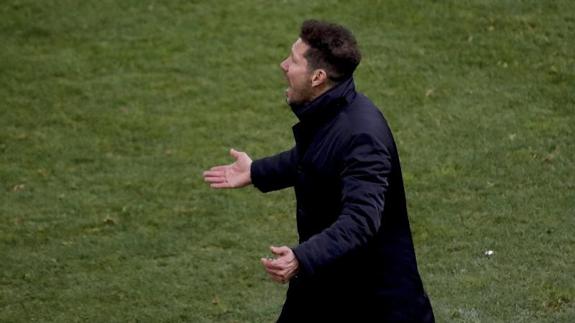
[{"xmin": 280, "ymin": 38, "xmax": 314, "ymax": 106}]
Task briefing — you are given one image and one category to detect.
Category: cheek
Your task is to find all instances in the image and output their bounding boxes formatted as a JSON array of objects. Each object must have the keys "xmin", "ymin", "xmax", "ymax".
[
  {"xmin": 288, "ymin": 67, "xmax": 306, "ymax": 83},
  {"xmin": 286, "ymin": 70, "xmax": 298, "ymax": 85}
]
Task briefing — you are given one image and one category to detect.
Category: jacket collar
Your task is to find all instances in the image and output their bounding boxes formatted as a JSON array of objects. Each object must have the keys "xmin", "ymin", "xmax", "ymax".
[{"xmin": 290, "ymin": 77, "xmax": 356, "ymax": 124}]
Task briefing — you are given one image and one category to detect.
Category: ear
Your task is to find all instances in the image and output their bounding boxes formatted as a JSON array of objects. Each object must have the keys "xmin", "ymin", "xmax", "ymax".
[{"xmin": 310, "ymin": 69, "xmax": 328, "ymax": 87}]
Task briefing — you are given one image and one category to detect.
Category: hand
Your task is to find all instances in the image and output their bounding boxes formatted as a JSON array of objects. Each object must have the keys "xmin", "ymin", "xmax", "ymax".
[
  {"xmin": 203, "ymin": 149, "xmax": 252, "ymax": 189},
  {"xmin": 260, "ymin": 246, "xmax": 299, "ymax": 284}
]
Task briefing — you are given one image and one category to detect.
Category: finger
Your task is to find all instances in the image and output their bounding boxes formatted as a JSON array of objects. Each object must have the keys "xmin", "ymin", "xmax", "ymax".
[
  {"xmin": 266, "ymin": 271, "xmax": 288, "ymax": 280},
  {"xmin": 204, "ymin": 176, "xmax": 227, "ymax": 184},
  {"xmin": 263, "ymin": 261, "xmax": 285, "ymax": 271},
  {"xmin": 260, "ymin": 258, "xmax": 273, "ymax": 267},
  {"xmin": 261, "ymin": 260, "xmax": 282, "ymax": 276},
  {"xmin": 210, "ymin": 182, "xmax": 232, "ymax": 189},
  {"xmin": 203, "ymin": 173, "xmax": 226, "ymax": 182},
  {"xmin": 262, "ymin": 264, "xmax": 291, "ymax": 283},
  {"xmin": 209, "ymin": 166, "xmax": 228, "ymax": 172},
  {"xmin": 205, "ymin": 177, "xmax": 226, "ymax": 184},
  {"xmin": 265, "ymin": 271, "xmax": 286, "ymax": 283},
  {"xmin": 261, "ymin": 258, "xmax": 284, "ymax": 270},
  {"xmin": 203, "ymin": 170, "xmax": 225, "ymax": 177},
  {"xmin": 263, "ymin": 265, "xmax": 282, "ymax": 275},
  {"xmin": 203, "ymin": 173, "xmax": 225, "ymax": 179}
]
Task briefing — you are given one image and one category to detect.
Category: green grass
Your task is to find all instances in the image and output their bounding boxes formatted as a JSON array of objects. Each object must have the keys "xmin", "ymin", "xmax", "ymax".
[{"xmin": 1, "ymin": 0, "xmax": 574, "ymax": 322}]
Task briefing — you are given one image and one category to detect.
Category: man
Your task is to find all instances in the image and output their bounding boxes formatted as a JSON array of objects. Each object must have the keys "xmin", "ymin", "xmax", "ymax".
[{"xmin": 203, "ymin": 20, "xmax": 434, "ymax": 322}]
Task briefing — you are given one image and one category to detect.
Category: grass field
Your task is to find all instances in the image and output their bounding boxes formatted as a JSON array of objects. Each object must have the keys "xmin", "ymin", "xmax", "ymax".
[{"xmin": 1, "ymin": 0, "xmax": 574, "ymax": 322}]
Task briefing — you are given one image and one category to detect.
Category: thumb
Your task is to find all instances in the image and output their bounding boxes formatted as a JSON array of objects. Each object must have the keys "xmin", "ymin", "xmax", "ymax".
[
  {"xmin": 230, "ymin": 148, "xmax": 241, "ymax": 159},
  {"xmin": 270, "ymin": 246, "xmax": 289, "ymax": 256}
]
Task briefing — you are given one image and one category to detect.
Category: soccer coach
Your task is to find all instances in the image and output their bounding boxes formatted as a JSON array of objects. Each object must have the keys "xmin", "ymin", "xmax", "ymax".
[{"xmin": 204, "ymin": 20, "xmax": 435, "ymax": 322}]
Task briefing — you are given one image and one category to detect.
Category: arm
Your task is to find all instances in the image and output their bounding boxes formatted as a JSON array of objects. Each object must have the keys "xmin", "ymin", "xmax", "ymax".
[
  {"xmin": 250, "ymin": 147, "xmax": 298, "ymax": 193},
  {"xmin": 251, "ymin": 148, "xmax": 299, "ymax": 283},
  {"xmin": 292, "ymin": 133, "xmax": 391, "ymax": 277}
]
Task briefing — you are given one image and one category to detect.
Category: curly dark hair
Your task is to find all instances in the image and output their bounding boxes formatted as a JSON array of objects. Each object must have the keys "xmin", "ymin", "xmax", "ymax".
[{"xmin": 299, "ymin": 20, "xmax": 361, "ymax": 82}]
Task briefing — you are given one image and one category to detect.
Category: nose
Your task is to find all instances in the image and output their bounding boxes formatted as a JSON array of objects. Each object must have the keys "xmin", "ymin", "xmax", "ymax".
[{"xmin": 280, "ymin": 59, "xmax": 288, "ymax": 72}]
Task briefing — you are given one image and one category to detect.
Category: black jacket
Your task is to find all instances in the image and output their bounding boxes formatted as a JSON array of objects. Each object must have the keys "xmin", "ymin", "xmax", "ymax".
[{"xmin": 251, "ymin": 78, "xmax": 434, "ymax": 322}]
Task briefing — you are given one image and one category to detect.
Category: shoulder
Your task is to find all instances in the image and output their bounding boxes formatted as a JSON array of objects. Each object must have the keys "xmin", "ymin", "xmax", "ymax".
[
  {"xmin": 337, "ymin": 93, "xmax": 391, "ymax": 137},
  {"xmin": 332, "ymin": 93, "xmax": 400, "ymax": 158}
]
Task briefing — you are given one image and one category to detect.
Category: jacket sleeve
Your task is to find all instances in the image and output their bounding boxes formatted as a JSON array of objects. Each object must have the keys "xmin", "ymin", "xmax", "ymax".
[
  {"xmin": 292, "ymin": 133, "xmax": 391, "ymax": 277},
  {"xmin": 251, "ymin": 147, "xmax": 298, "ymax": 193}
]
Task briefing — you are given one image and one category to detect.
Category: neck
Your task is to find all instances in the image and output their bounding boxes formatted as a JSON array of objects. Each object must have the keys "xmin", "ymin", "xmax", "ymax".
[
  {"xmin": 309, "ymin": 81, "xmax": 334, "ymax": 102},
  {"xmin": 289, "ymin": 77, "xmax": 356, "ymax": 123}
]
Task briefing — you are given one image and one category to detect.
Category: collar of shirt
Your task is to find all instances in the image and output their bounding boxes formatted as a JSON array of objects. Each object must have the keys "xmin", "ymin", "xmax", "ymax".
[{"xmin": 290, "ymin": 77, "xmax": 357, "ymax": 124}]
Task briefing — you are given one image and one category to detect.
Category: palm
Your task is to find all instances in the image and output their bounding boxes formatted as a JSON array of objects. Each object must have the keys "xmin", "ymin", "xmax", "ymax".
[
  {"xmin": 225, "ymin": 158, "xmax": 250, "ymax": 186},
  {"xmin": 203, "ymin": 149, "xmax": 252, "ymax": 189}
]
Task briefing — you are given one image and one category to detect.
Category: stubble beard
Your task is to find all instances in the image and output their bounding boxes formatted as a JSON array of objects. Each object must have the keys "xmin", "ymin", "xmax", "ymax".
[{"xmin": 285, "ymin": 85, "xmax": 314, "ymax": 109}]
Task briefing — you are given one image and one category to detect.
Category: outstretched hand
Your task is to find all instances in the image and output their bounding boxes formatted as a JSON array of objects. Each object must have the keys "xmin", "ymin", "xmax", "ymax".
[
  {"xmin": 203, "ymin": 149, "xmax": 253, "ymax": 189},
  {"xmin": 261, "ymin": 246, "xmax": 299, "ymax": 284}
]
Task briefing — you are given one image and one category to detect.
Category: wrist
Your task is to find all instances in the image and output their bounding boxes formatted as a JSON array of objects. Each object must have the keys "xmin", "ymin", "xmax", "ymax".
[{"xmin": 247, "ymin": 160, "xmax": 252, "ymax": 184}]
